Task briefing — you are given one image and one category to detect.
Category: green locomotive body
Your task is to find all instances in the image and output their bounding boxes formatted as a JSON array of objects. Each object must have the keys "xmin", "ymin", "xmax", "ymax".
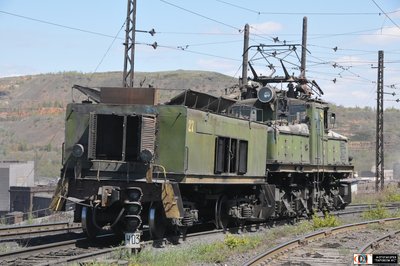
[{"xmin": 52, "ymin": 81, "xmax": 353, "ymax": 239}]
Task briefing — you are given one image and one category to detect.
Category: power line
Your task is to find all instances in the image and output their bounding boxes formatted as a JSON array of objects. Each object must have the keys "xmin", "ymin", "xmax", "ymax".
[
  {"xmin": 89, "ymin": 22, "xmax": 126, "ymax": 83},
  {"xmin": 159, "ymin": 0, "xmax": 275, "ymax": 42},
  {"xmin": 157, "ymin": 43, "xmax": 241, "ymax": 62},
  {"xmin": 216, "ymin": 0, "xmax": 399, "ymax": 16},
  {"xmin": 215, "ymin": 0, "xmax": 261, "ymax": 15},
  {"xmin": 0, "ymin": 10, "xmax": 121, "ymax": 39},
  {"xmin": 0, "ymin": 8, "xmax": 248, "ymax": 40},
  {"xmin": 159, "ymin": 0, "xmax": 241, "ymax": 32},
  {"xmin": 158, "ymin": 31, "xmax": 240, "ymax": 36},
  {"xmin": 371, "ymin": 0, "xmax": 400, "ymax": 31},
  {"xmin": 177, "ymin": 39, "xmax": 242, "ymax": 49}
]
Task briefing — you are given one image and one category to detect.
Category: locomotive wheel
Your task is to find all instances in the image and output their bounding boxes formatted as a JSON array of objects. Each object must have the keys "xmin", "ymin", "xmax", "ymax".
[
  {"xmin": 215, "ymin": 195, "xmax": 229, "ymax": 229},
  {"xmin": 149, "ymin": 201, "xmax": 167, "ymax": 240},
  {"xmin": 82, "ymin": 206, "xmax": 100, "ymax": 239}
]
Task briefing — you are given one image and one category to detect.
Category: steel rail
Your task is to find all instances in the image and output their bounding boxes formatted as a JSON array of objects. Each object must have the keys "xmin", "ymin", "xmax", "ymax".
[
  {"xmin": 2, "ymin": 205, "xmax": 398, "ymax": 265},
  {"xmin": 243, "ymin": 217, "xmax": 400, "ymax": 266},
  {"xmin": 34, "ymin": 226, "xmax": 235, "ymax": 265},
  {"xmin": 0, "ymin": 237, "xmax": 85, "ymax": 261},
  {"xmin": 0, "ymin": 233, "xmax": 115, "ymax": 265},
  {"xmin": 22, "ymin": 207, "xmax": 398, "ymax": 265},
  {"xmin": 0, "ymin": 221, "xmax": 82, "ymax": 240},
  {"xmin": 35, "ymin": 247, "xmax": 118, "ymax": 266},
  {"xmin": 347, "ymin": 202, "xmax": 400, "ymax": 208},
  {"xmin": 358, "ymin": 228, "xmax": 400, "ymax": 254},
  {"xmin": 330, "ymin": 205, "xmax": 399, "ymax": 217}
]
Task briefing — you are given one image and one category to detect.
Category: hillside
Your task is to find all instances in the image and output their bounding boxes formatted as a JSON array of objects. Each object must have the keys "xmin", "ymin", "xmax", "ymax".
[
  {"xmin": 0, "ymin": 71, "xmax": 399, "ymax": 180},
  {"xmin": 0, "ymin": 70, "xmax": 237, "ymax": 179}
]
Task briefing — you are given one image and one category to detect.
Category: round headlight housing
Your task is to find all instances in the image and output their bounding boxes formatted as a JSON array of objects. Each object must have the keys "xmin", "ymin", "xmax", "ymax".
[{"xmin": 72, "ymin": 144, "xmax": 85, "ymax": 158}]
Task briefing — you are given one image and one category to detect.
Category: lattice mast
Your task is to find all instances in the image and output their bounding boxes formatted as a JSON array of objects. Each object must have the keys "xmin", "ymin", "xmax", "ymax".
[
  {"xmin": 375, "ymin": 50, "xmax": 384, "ymax": 191},
  {"xmin": 122, "ymin": 0, "xmax": 137, "ymax": 88}
]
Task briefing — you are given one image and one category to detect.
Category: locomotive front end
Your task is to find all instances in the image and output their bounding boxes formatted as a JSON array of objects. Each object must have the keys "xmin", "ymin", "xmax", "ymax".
[{"xmin": 51, "ymin": 87, "xmax": 163, "ymax": 239}]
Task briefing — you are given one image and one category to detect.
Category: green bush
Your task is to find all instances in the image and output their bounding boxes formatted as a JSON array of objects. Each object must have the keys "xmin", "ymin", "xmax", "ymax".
[
  {"xmin": 362, "ymin": 203, "xmax": 390, "ymax": 220},
  {"xmin": 385, "ymin": 187, "xmax": 400, "ymax": 202},
  {"xmin": 312, "ymin": 213, "xmax": 340, "ymax": 229},
  {"xmin": 224, "ymin": 234, "xmax": 249, "ymax": 249},
  {"xmin": 223, "ymin": 234, "xmax": 261, "ymax": 250}
]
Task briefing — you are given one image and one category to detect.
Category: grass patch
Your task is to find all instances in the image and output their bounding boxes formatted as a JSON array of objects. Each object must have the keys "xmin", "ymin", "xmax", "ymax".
[
  {"xmin": 352, "ymin": 185, "xmax": 400, "ymax": 204},
  {"xmin": 362, "ymin": 203, "xmax": 390, "ymax": 220},
  {"xmin": 115, "ymin": 234, "xmax": 262, "ymax": 266},
  {"xmin": 384, "ymin": 186, "xmax": 400, "ymax": 202},
  {"xmin": 312, "ymin": 213, "xmax": 341, "ymax": 229}
]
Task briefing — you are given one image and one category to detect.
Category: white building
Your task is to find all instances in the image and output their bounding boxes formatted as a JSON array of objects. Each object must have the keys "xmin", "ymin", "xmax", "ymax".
[{"xmin": 0, "ymin": 161, "xmax": 34, "ymax": 214}]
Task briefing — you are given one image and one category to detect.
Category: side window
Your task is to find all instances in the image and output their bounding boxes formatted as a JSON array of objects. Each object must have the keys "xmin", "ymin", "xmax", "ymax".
[
  {"xmin": 288, "ymin": 104, "xmax": 307, "ymax": 124},
  {"xmin": 215, "ymin": 137, "xmax": 228, "ymax": 173},
  {"xmin": 214, "ymin": 137, "xmax": 248, "ymax": 175},
  {"xmin": 238, "ymin": 140, "xmax": 248, "ymax": 174}
]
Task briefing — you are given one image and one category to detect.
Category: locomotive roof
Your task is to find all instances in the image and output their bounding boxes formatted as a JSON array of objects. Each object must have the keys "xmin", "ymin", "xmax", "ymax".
[{"xmin": 166, "ymin": 89, "xmax": 237, "ymax": 113}]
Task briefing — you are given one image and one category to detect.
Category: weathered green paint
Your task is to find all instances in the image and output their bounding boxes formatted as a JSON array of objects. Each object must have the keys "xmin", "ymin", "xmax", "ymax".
[
  {"xmin": 62, "ymin": 98, "xmax": 351, "ymax": 182},
  {"xmin": 185, "ymin": 109, "xmax": 267, "ymax": 176},
  {"xmin": 154, "ymin": 106, "xmax": 187, "ymax": 173},
  {"xmin": 267, "ymin": 130, "xmax": 310, "ymax": 164},
  {"xmin": 63, "ymin": 104, "xmax": 90, "ymax": 165},
  {"xmin": 325, "ymin": 138, "xmax": 349, "ymax": 165},
  {"xmin": 307, "ymin": 103, "xmax": 325, "ymax": 165},
  {"xmin": 63, "ymin": 102, "xmax": 158, "ymax": 168}
]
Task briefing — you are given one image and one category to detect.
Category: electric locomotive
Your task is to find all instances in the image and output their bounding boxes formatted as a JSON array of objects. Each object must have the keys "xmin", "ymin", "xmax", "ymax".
[{"xmin": 51, "ymin": 44, "xmax": 353, "ymax": 242}]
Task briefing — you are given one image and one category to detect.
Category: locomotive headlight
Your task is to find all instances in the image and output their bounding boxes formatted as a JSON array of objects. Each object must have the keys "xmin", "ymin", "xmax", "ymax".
[
  {"xmin": 72, "ymin": 144, "xmax": 84, "ymax": 158},
  {"xmin": 139, "ymin": 149, "xmax": 153, "ymax": 163},
  {"xmin": 258, "ymin": 86, "xmax": 276, "ymax": 103}
]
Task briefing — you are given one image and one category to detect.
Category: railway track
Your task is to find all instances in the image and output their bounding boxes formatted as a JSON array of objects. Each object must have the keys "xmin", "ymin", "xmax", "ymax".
[
  {"xmin": 0, "ymin": 222, "xmax": 82, "ymax": 241},
  {"xmin": 244, "ymin": 217, "xmax": 400, "ymax": 266},
  {"xmin": 0, "ymin": 203, "xmax": 398, "ymax": 265},
  {"xmin": 0, "ymin": 234, "xmax": 117, "ymax": 266},
  {"xmin": 359, "ymin": 228, "xmax": 400, "ymax": 254},
  {"xmin": 330, "ymin": 203, "xmax": 400, "ymax": 218},
  {"xmin": 0, "ymin": 226, "xmax": 228, "ymax": 265}
]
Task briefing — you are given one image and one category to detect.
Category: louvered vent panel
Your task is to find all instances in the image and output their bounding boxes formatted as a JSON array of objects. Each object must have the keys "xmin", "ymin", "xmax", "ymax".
[
  {"xmin": 140, "ymin": 116, "xmax": 156, "ymax": 153},
  {"xmin": 88, "ymin": 113, "xmax": 97, "ymax": 159}
]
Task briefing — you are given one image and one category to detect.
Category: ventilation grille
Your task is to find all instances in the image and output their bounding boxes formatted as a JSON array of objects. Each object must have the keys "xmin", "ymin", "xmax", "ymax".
[
  {"xmin": 140, "ymin": 116, "xmax": 156, "ymax": 153},
  {"xmin": 88, "ymin": 113, "xmax": 97, "ymax": 159}
]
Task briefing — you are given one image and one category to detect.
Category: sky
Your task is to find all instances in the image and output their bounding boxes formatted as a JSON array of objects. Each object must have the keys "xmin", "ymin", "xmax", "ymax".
[{"xmin": 0, "ymin": 0, "xmax": 400, "ymax": 108}]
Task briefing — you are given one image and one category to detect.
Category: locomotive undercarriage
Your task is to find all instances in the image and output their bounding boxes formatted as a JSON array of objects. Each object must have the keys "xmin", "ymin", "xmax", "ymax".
[{"xmin": 66, "ymin": 170, "xmax": 351, "ymax": 239}]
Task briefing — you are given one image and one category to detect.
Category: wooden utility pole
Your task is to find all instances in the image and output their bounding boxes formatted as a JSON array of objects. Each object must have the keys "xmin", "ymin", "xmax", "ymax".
[
  {"xmin": 300, "ymin": 17, "xmax": 307, "ymax": 78},
  {"xmin": 241, "ymin": 24, "xmax": 249, "ymax": 99}
]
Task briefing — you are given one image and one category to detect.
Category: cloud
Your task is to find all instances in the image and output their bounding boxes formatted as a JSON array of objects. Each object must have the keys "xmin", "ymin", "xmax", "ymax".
[
  {"xmin": 196, "ymin": 58, "xmax": 238, "ymax": 76},
  {"xmin": 389, "ymin": 8, "xmax": 400, "ymax": 18},
  {"xmin": 249, "ymin": 22, "xmax": 283, "ymax": 34},
  {"xmin": 0, "ymin": 64, "xmax": 39, "ymax": 78},
  {"xmin": 333, "ymin": 56, "xmax": 371, "ymax": 67},
  {"xmin": 360, "ymin": 26, "xmax": 400, "ymax": 45},
  {"xmin": 320, "ymin": 76, "xmax": 376, "ymax": 107}
]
